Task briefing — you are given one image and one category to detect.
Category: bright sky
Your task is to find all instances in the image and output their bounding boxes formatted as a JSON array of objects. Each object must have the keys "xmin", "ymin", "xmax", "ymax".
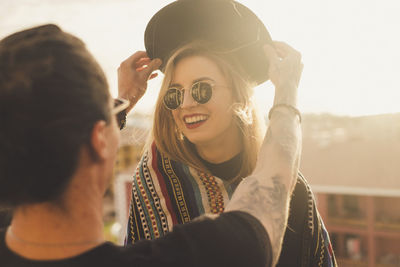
[{"xmin": 1, "ymin": 0, "xmax": 399, "ymax": 116}]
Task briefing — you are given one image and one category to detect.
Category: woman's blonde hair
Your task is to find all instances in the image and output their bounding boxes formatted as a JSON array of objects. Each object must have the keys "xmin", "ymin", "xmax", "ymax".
[{"xmin": 150, "ymin": 41, "xmax": 265, "ymax": 181}]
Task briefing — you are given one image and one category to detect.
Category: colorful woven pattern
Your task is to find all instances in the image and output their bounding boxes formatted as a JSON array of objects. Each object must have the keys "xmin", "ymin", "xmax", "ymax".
[
  {"xmin": 127, "ymin": 143, "xmax": 234, "ymax": 243},
  {"xmin": 125, "ymin": 142, "xmax": 337, "ymax": 267}
]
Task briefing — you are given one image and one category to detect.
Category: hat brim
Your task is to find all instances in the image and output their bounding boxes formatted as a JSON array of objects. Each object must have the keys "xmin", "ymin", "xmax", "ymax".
[{"xmin": 145, "ymin": 0, "xmax": 272, "ymax": 85}]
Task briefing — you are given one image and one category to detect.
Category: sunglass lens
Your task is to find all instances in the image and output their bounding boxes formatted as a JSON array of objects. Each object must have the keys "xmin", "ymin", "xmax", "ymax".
[
  {"xmin": 164, "ymin": 88, "xmax": 182, "ymax": 110},
  {"xmin": 192, "ymin": 82, "xmax": 212, "ymax": 104}
]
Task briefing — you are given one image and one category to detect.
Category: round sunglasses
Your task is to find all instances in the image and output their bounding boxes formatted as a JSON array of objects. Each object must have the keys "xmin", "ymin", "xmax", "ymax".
[{"xmin": 163, "ymin": 81, "xmax": 213, "ymax": 110}]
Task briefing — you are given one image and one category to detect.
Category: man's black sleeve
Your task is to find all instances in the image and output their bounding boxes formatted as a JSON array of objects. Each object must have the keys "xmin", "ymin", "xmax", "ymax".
[{"xmin": 124, "ymin": 211, "xmax": 272, "ymax": 267}]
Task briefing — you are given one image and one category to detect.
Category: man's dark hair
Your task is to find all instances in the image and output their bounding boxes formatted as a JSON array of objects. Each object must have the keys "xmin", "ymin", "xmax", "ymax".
[{"xmin": 0, "ymin": 24, "xmax": 110, "ymax": 207}]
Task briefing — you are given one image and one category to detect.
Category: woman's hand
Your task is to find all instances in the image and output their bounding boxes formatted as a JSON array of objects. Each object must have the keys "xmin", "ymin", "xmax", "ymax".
[
  {"xmin": 264, "ymin": 41, "xmax": 303, "ymax": 107},
  {"xmin": 118, "ymin": 51, "xmax": 162, "ymax": 113}
]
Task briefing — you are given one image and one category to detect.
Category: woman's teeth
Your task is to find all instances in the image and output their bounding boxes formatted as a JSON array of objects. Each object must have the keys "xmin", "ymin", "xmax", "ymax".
[{"xmin": 184, "ymin": 115, "xmax": 208, "ymax": 124}]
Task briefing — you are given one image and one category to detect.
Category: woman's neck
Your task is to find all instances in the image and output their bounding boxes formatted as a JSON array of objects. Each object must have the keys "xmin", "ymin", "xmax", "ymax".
[{"xmin": 195, "ymin": 126, "xmax": 242, "ymax": 164}]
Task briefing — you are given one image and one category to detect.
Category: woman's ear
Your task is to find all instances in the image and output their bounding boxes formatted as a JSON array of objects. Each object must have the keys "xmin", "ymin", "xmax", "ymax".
[{"xmin": 90, "ymin": 120, "xmax": 108, "ymax": 161}]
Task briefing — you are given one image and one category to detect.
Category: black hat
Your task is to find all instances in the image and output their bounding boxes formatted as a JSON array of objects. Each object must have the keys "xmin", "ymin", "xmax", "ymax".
[{"xmin": 145, "ymin": 0, "xmax": 272, "ymax": 85}]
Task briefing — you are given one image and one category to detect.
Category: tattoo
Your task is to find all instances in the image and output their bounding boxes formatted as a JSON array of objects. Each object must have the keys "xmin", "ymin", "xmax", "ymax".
[
  {"xmin": 226, "ymin": 108, "xmax": 300, "ymax": 265},
  {"xmin": 264, "ymin": 176, "xmax": 288, "ymax": 250},
  {"xmin": 226, "ymin": 174, "xmax": 290, "ymax": 264}
]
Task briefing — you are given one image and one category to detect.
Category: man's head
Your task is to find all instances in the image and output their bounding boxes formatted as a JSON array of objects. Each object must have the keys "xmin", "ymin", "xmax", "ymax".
[{"xmin": 0, "ymin": 24, "xmax": 119, "ymax": 208}]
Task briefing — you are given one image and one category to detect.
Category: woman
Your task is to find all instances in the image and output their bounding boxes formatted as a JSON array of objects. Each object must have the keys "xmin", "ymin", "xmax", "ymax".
[{"xmin": 119, "ymin": 1, "xmax": 337, "ymax": 266}]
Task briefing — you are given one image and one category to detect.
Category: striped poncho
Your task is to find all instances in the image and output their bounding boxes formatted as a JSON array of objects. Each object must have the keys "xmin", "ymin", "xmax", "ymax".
[{"xmin": 126, "ymin": 142, "xmax": 337, "ymax": 267}]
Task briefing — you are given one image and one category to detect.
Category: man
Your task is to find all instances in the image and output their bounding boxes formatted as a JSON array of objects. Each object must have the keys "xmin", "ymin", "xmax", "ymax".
[{"xmin": 0, "ymin": 24, "xmax": 302, "ymax": 267}]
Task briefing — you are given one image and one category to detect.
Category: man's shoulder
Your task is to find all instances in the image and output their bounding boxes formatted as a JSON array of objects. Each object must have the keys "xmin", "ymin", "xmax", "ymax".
[
  {"xmin": 0, "ymin": 227, "xmax": 8, "ymax": 257},
  {"xmin": 0, "ymin": 239, "xmax": 135, "ymax": 267}
]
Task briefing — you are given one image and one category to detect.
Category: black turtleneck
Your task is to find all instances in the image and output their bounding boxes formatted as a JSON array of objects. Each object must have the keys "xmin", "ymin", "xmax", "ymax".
[{"xmin": 199, "ymin": 152, "xmax": 242, "ymax": 181}]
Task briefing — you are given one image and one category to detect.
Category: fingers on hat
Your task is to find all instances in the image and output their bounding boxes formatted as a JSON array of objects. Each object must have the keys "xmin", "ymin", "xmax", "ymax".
[
  {"xmin": 136, "ymin": 57, "xmax": 151, "ymax": 67},
  {"xmin": 142, "ymin": 58, "xmax": 162, "ymax": 77},
  {"xmin": 263, "ymin": 44, "xmax": 280, "ymax": 64},
  {"xmin": 272, "ymin": 41, "xmax": 301, "ymax": 60},
  {"xmin": 123, "ymin": 51, "xmax": 148, "ymax": 67}
]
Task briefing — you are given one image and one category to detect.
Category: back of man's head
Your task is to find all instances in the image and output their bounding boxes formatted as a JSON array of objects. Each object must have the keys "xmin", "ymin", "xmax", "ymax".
[{"xmin": 0, "ymin": 24, "xmax": 110, "ymax": 208}]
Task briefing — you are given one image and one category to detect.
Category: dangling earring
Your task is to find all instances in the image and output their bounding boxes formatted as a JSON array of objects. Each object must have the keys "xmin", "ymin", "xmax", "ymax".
[
  {"xmin": 175, "ymin": 125, "xmax": 185, "ymax": 141},
  {"xmin": 178, "ymin": 130, "xmax": 185, "ymax": 140}
]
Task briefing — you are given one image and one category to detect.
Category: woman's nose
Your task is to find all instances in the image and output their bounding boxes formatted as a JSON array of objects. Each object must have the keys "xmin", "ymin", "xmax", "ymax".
[{"xmin": 180, "ymin": 88, "xmax": 197, "ymax": 109}]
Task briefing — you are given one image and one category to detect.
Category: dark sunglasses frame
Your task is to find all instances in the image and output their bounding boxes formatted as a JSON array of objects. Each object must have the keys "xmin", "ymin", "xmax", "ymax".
[
  {"xmin": 113, "ymin": 98, "xmax": 129, "ymax": 129},
  {"xmin": 163, "ymin": 81, "xmax": 214, "ymax": 110}
]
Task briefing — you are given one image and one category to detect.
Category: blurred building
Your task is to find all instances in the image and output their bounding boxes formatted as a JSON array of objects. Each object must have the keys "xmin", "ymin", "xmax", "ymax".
[
  {"xmin": 301, "ymin": 113, "xmax": 400, "ymax": 267},
  {"xmin": 115, "ymin": 113, "xmax": 152, "ymax": 174},
  {"xmin": 112, "ymin": 113, "xmax": 151, "ymax": 243}
]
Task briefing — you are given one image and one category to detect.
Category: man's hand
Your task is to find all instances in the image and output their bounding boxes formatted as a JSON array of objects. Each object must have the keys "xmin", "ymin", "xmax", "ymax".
[{"xmin": 118, "ymin": 51, "xmax": 162, "ymax": 113}]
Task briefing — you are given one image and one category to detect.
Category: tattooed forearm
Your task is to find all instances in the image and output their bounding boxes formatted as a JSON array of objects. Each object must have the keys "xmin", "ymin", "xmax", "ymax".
[
  {"xmin": 226, "ymin": 109, "xmax": 301, "ymax": 266},
  {"xmin": 226, "ymin": 174, "xmax": 292, "ymax": 265},
  {"xmin": 263, "ymin": 176, "xmax": 289, "ymax": 250}
]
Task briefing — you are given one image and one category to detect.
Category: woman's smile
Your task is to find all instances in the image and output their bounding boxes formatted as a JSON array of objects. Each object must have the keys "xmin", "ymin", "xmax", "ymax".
[{"xmin": 183, "ymin": 114, "xmax": 209, "ymax": 129}]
